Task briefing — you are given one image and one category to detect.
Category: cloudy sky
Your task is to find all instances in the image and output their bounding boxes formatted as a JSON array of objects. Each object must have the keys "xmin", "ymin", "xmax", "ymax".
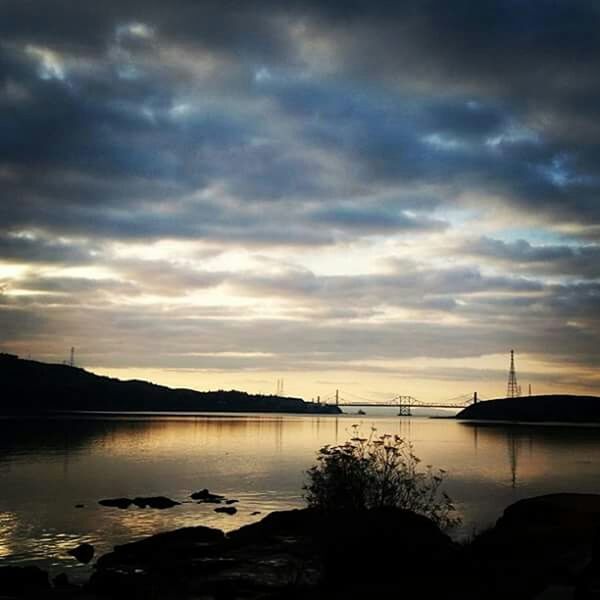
[{"xmin": 1, "ymin": 1, "xmax": 599, "ymax": 403}]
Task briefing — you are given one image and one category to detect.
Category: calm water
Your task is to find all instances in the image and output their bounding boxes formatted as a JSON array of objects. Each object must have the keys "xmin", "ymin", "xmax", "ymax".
[{"xmin": 1, "ymin": 411, "xmax": 600, "ymax": 580}]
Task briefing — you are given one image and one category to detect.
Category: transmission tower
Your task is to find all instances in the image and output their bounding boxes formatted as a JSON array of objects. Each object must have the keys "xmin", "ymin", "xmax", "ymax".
[
  {"xmin": 69, "ymin": 347, "xmax": 75, "ymax": 368},
  {"xmin": 506, "ymin": 349, "xmax": 520, "ymax": 398},
  {"xmin": 276, "ymin": 378, "xmax": 284, "ymax": 396}
]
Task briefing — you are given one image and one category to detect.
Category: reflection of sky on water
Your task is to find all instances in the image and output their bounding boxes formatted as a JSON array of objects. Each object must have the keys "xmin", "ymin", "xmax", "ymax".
[{"xmin": 1, "ymin": 414, "xmax": 600, "ymax": 580}]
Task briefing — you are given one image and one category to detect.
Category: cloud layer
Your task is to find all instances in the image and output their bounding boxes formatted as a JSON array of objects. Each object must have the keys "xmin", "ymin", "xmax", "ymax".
[{"xmin": 1, "ymin": 0, "xmax": 599, "ymax": 400}]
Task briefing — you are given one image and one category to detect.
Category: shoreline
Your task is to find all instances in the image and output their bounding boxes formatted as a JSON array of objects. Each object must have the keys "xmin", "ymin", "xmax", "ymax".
[{"xmin": 3, "ymin": 493, "xmax": 600, "ymax": 599}]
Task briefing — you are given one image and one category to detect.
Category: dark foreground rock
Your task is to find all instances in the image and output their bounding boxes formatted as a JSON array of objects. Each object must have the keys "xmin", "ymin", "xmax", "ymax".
[
  {"xmin": 466, "ymin": 494, "xmax": 600, "ymax": 599},
  {"xmin": 9, "ymin": 494, "xmax": 600, "ymax": 599},
  {"xmin": 0, "ymin": 566, "xmax": 50, "ymax": 597},
  {"xmin": 88, "ymin": 507, "xmax": 458, "ymax": 599},
  {"xmin": 67, "ymin": 542, "xmax": 94, "ymax": 564},
  {"xmin": 95, "ymin": 525, "xmax": 226, "ymax": 571}
]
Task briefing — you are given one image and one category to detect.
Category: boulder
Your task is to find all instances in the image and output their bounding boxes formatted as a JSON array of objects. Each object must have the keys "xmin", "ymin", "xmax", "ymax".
[
  {"xmin": 96, "ymin": 525, "xmax": 226, "ymax": 570},
  {"xmin": 228, "ymin": 509, "xmax": 321, "ymax": 544},
  {"xmin": 90, "ymin": 507, "xmax": 457, "ymax": 599},
  {"xmin": 53, "ymin": 573, "xmax": 70, "ymax": 588},
  {"xmin": 53, "ymin": 572, "xmax": 79, "ymax": 591},
  {"xmin": 191, "ymin": 488, "xmax": 225, "ymax": 503},
  {"xmin": 215, "ymin": 506, "xmax": 237, "ymax": 515},
  {"xmin": 466, "ymin": 494, "xmax": 600, "ymax": 599},
  {"xmin": 575, "ymin": 562, "xmax": 600, "ymax": 600},
  {"xmin": 132, "ymin": 496, "xmax": 180, "ymax": 509},
  {"xmin": 316, "ymin": 507, "xmax": 458, "ymax": 589},
  {"xmin": 99, "ymin": 497, "xmax": 132, "ymax": 509},
  {"xmin": 87, "ymin": 569, "xmax": 154, "ymax": 597},
  {"xmin": 0, "ymin": 566, "xmax": 50, "ymax": 596},
  {"xmin": 68, "ymin": 542, "xmax": 95, "ymax": 564}
]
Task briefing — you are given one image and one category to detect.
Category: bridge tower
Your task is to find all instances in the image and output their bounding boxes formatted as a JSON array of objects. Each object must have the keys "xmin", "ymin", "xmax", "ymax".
[
  {"xmin": 398, "ymin": 396, "xmax": 412, "ymax": 417},
  {"xmin": 506, "ymin": 349, "xmax": 520, "ymax": 398}
]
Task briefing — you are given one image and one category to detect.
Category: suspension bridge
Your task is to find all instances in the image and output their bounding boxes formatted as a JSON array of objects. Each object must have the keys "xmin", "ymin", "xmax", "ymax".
[{"xmin": 314, "ymin": 390, "xmax": 488, "ymax": 416}]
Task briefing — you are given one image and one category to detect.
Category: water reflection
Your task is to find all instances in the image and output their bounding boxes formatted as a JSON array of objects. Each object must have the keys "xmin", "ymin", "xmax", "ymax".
[{"xmin": 0, "ymin": 415, "xmax": 599, "ymax": 580}]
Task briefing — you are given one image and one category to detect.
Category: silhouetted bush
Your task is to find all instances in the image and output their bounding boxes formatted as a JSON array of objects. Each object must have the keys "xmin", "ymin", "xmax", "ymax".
[{"xmin": 304, "ymin": 426, "xmax": 460, "ymax": 529}]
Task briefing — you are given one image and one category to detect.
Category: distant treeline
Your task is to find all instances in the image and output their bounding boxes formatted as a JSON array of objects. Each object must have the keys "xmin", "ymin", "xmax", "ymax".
[{"xmin": 0, "ymin": 354, "xmax": 340, "ymax": 415}]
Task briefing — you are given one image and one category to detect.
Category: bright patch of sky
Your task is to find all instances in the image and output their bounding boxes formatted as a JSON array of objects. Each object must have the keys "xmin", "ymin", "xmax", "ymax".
[{"xmin": 25, "ymin": 45, "xmax": 65, "ymax": 80}]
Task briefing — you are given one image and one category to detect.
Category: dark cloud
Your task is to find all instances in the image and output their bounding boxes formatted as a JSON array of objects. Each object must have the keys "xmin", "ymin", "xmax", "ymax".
[
  {"xmin": 462, "ymin": 237, "xmax": 600, "ymax": 279},
  {"xmin": 1, "ymin": 0, "xmax": 599, "ymax": 242},
  {"xmin": 0, "ymin": 233, "xmax": 98, "ymax": 264},
  {"xmin": 1, "ymin": 0, "xmax": 599, "ymax": 392}
]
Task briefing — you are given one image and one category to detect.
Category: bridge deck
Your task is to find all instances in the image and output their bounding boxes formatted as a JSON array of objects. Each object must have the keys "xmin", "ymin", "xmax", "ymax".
[{"xmin": 337, "ymin": 403, "xmax": 465, "ymax": 409}]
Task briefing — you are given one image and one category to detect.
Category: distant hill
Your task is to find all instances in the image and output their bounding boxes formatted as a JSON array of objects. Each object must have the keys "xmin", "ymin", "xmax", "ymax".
[
  {"xmin": 0, "ymin": 353, "xmax": 341, "ymax": 415},
  {"xmin": 456, "ymin": 394, "xmax": 600, "ymax": 423}
]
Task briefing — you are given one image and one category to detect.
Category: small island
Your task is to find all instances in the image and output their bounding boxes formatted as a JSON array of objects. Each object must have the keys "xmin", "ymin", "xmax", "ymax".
[
  {"xmin": 0, "ymin": 354, "xmax": 341, "ymax": 415},
  {"xmin": 456, "ymin": 394, "xmax": 600, "ymax": 423}
]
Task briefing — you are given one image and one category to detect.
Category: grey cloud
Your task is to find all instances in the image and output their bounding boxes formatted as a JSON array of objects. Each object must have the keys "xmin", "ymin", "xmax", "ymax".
[
  {"xmin": 1, "ymin": 0, "xmax": 600, "ymax": 389},
  {"xmin": 4, "ymin": 303, "xmax": 598, "ymax": 371},
  {"xmin": 0, "ymin": 233, "xmax": 98, "ymax": 264},
  {"xmin": 463, "ymin": 237, "xmax": 600, "ymax": 279}
]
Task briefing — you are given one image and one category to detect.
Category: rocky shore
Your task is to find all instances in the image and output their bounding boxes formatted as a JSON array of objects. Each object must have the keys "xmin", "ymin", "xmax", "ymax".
[{"xmin": 2, "ymin": 494, "xmax": 600, "ymax": 599}]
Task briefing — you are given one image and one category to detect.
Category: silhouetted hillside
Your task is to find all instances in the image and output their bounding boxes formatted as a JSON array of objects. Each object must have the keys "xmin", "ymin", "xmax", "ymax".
[
  {"xmin": 456, "ymin": 395, "xmax": 600, "ymax": 423},
  {"xmin": 0, "ymin": 354, "xmax": 340, "ymax": 415}
]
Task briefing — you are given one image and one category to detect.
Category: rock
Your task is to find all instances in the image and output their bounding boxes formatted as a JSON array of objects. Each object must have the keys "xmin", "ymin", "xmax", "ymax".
[
  {"xmin": 132, "ymin": 496, "xmax": 180, "ymax": 509},
  {"xmin": 215, "ymin": 506, "xmax": 237, "ymax": 515},
  {"xmin": 90, "ymin": 507, "xmax": 457, "ymax": 599},
  {"xmin": 99, "ymin": 497, "xmax": 132, "ymax": 509},
  {"xmin": 478, "ymin": 493, "xmax": 600, "ymax": 564},
  {"xmin": 68, "ymin": 542, "xmax": 95, "ymax": 564},
  {"xmin": 191, "ymin": 488, "xmax": 225, "ymax": 503},
  {"xmin": 87, "ymin": 569, "xmax": 153, "ymax": 597},
  {"xmin": 320, "ymin": 508, "xmax": 457, "ymax": 588},
  {"xmin": 93, "ymin": 513, "xmax": 320, "ymax": 598},
  {"xmin": 53, "ymin": 572, "xmax": 78, "ymax": 590},
  {"xmin": 229, "ymin": 508, "xmax": 321, "ymax": 543},
  {"xmin": 53, "ymin": 573, "xmax": 69, "ymax": 588},
  {"xmin": 467, "ymin": 494, "xmax": 600, "ymax": 599},
  {"xmin": 250, "ymin": 511, "xmax": 261, "ymax": 515},
  {"xmin": 74, "ymin": 503, "xmax": 84, "ymax": 508},
  {"xmin": 225, "ymin": 499, "xmax": 239, "ymax": 505},
  {"xmin": 0, "ymin": 566, "xmax": 50, "ymax": 596},
  {"xmin": 96, "ymin": 525, "xmax": 226, "ymax": 570},
  {"xmin": 574, "ymin": 529, "xmax": 600, "ymax": 599},
  {"xmin": 100, "ymin": 496, "xmax": 180, "ymax": 509}
]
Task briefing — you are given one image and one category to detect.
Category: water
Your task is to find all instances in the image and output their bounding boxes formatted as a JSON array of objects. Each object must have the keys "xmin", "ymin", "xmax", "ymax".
[{"xmin": 1, "ymin": 411, "xmax": 600, "ymax": 581}]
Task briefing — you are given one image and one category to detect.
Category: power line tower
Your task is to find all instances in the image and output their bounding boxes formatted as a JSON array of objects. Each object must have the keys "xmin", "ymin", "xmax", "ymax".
[
  {"xmin": 69, "ymin": 347, "xmax": 75, "ymax": 368},
  {"xmin": 506, "ymin": 349, "xmax": 520, "ymax": 398},
  {"xmin": 276, "ymin": 378, "xmax": 284, "ymax": 396}
]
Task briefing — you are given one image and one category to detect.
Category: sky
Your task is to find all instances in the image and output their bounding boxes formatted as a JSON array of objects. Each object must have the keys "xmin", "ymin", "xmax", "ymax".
[{"xmin": 1, "ymin": 0, "xmax": 600, "ymax": 403}]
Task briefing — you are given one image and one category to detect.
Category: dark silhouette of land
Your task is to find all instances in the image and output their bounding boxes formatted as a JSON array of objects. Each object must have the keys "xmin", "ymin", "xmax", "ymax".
[
  {"xmin": 0, "ymin": 353, "xmax": 340, "ymax": 415},
  {"xmin": 457, "ymin": 394, "xmax": 600, "ymax": 423}
]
